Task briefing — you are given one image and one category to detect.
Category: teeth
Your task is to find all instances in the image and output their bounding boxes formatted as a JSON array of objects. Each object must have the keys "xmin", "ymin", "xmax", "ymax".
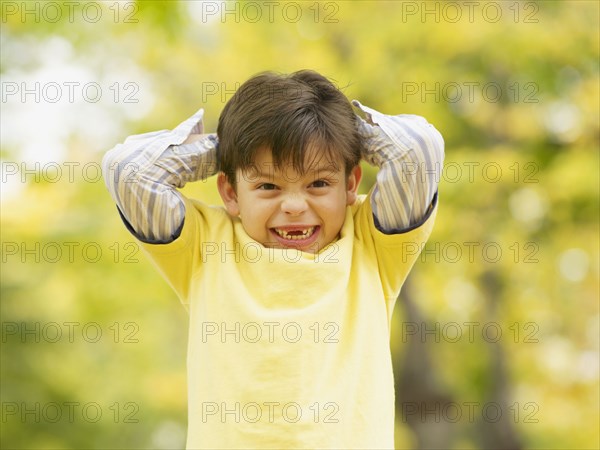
[{"xmin": 274, "ymin": 226, "xmax": 316, "ymax": 240}]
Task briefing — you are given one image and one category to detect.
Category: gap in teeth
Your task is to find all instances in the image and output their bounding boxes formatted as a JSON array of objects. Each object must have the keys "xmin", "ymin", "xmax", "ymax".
[{"xmin": 275, "ymin": 227, "xmax": 315, "ymax": 240}]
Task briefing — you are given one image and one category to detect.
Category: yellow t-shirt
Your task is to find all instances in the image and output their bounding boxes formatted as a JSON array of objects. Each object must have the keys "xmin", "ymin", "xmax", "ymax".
[{"xmin": 140, "ymin": 193, "xmax": 437, "ymax": 449}]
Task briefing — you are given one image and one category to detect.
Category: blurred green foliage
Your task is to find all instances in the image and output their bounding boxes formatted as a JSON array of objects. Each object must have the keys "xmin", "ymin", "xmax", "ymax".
[{"xmin": 1, "ymin": 1, "xmax": 598, "ymax": 448}]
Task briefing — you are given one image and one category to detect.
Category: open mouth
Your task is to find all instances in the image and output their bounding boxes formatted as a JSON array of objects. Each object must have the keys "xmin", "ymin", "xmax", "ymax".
[
  {"xmin": 270, "ymin": 226, "xmax": 320, "ymax": 246},
  {"xmin": 273, "ymin": 226, "xmax": 317, "ymax": 240}
]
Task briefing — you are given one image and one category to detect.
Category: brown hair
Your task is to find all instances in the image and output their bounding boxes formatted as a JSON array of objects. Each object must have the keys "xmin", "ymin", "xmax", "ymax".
[{"xmin": 216, "ymin": 70, "xmax": 362, "ymax": 186}]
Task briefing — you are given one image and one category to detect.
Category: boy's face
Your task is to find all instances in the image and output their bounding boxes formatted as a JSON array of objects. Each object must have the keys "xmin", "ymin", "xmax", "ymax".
[{"xmin": 217, "ymin": 147, "xmax": 362, "ymax": 254}]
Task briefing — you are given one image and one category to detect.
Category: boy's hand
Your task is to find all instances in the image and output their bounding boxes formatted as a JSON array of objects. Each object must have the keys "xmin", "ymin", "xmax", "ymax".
[
  {"xmin": 176, "ymin": 132, "xmax": 220, "ymax": 177},
  {"xmin": 182, "ymin": 133, "xmax": 218, "ymax": 145},
  {"xmin": 352, "ymin": 100, "xmax": 396, "ymax": 167},
  {"xmin": 355, "ymin": 115, "xmax": 383, "ymax": 167}
]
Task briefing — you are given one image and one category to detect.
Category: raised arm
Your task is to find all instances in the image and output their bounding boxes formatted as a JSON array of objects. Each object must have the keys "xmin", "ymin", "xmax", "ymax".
[
  {"xmin": 101, "ymin": 108, "xmax": 219, "ymax": 243},
  {"xmin": 352, "ymin": 100, "xmax": 444, "ymax": 233}
]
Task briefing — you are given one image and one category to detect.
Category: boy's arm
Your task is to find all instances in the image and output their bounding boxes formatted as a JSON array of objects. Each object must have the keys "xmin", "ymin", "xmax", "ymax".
[
  {"xmin": 101, "ymin": 108, "xmax": 219, "ymax": 243},
  {"xmin": 352, "ymin": 100, "xmax": 445, "ymax": 233}
]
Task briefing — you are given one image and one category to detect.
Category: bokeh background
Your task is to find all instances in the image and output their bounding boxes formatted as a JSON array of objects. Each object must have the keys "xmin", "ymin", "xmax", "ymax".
[{"xmin": 1, "ymin": 1, "xmax": 598, "ymax": 448}]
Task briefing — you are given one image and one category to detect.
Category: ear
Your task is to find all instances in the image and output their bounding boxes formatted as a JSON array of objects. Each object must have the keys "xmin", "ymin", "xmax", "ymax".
[
  {"xmin": 345, "ymin": 165, "xmax": 362, "ymax": 205},
  {"xmin": 217, "ymin": 172, "xmax": 240, "ymax": 216}
]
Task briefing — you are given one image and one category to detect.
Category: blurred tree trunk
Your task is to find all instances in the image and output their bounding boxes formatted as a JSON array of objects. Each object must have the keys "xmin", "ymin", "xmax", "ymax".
[
  {"xmin": 395, "ymin": 275, "xmax": 457, "ymax": 449},
  {"xmin": 473, "ymin": 269, "xmax": 523, "ymax": 450},
  {"xmin": 395, "ymin": 271, "xmax": 524, "ymax": 449}
]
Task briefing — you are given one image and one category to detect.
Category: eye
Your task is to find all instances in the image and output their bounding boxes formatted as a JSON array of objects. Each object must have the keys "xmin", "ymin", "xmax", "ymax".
[
  {"xmin": 310, "ymin": 179, "xmax": 330, "ymax": 188},
  {"xmin": 258, "ymin": 183, "xmax": 277, "ymax": 190}
]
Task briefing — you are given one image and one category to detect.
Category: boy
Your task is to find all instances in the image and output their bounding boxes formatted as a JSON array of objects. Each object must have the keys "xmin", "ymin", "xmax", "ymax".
[{"xmin": 102, "ymin": 70, "xmax": 444, "ymax": 449}]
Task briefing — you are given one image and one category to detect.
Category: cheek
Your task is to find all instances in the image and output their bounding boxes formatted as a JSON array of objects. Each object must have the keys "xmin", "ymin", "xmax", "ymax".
[
  {"xmin": 322, "ymin": 194, "xmax": 347, "ymax": 227},
  {"xmin": 239, "ymin": 199, "xmax": 270, "ymax": 231}
]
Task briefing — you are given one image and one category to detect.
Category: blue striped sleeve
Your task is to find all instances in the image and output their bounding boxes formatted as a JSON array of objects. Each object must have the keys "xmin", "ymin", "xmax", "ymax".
[
  {"xmin": 352, "ymin": 100, "xmax": 444, "ymax": 233},
  {"xmin": 101, "ymin": 108, "xmax": 219, "ymax": 243}
]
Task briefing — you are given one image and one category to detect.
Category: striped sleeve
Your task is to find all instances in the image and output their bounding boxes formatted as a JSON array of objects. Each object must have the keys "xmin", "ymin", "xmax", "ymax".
[
  {"xmin": 101, "ymin": 108, "xmax": 219, "ymax": 243},
  {"xmin": 352, "ymin": 100, "xmax": 445, "ymax": 233}
]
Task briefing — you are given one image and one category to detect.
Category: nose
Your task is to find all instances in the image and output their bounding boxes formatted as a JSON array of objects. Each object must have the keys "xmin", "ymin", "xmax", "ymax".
[{"xmin": 281, "ymin": 193, "xmax": 308, "ymax": 215}]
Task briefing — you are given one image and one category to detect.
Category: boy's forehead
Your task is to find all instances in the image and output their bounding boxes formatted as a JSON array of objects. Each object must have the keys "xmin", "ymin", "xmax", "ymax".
[{"xmin": 244, "ymin": 146, "xmax": 342, "ymax": 177}]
